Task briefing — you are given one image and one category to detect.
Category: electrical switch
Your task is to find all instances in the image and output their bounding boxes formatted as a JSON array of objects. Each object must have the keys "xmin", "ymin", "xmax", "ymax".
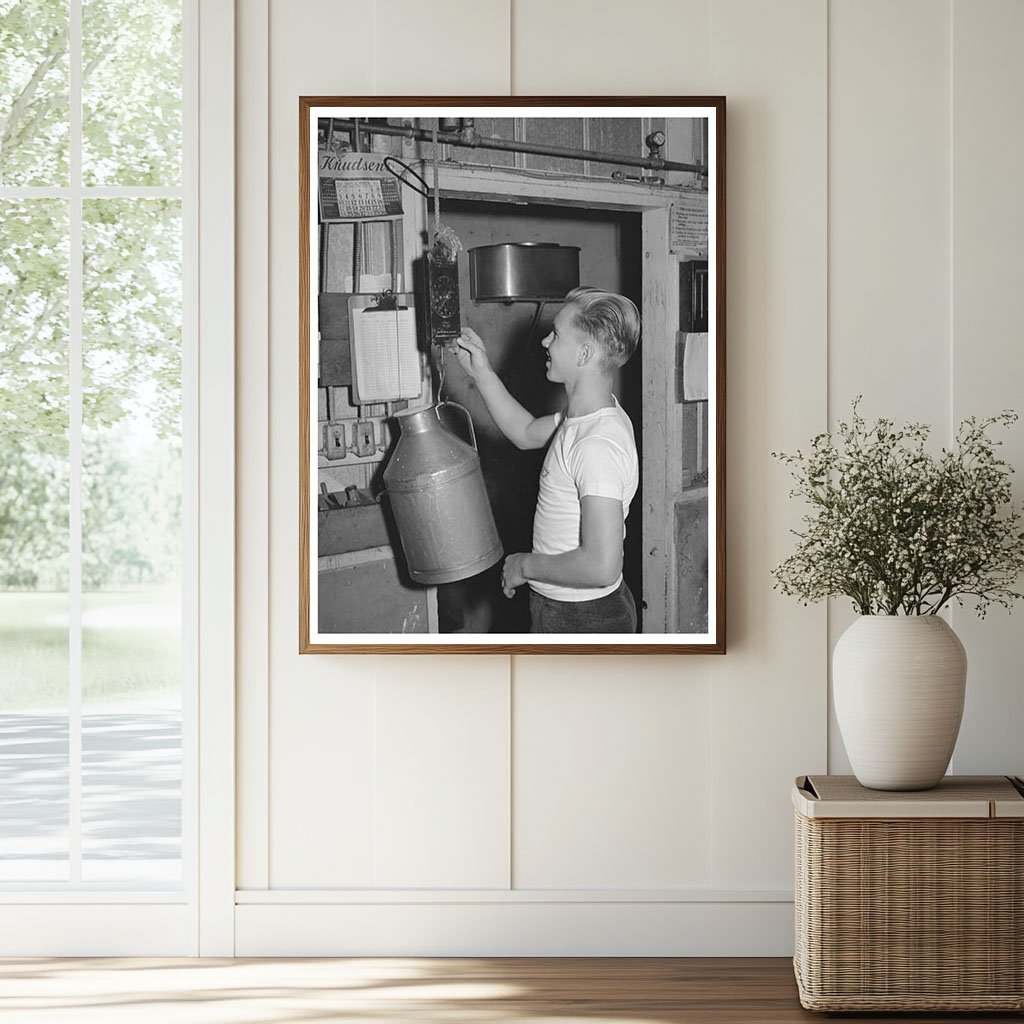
[
  {"xmin": 326, "ymin": 422, "xmax": 347, "ymax": 460},
  {"xmin": 354, "ymin": 421, "xmax": 375, "ymax": 458}
]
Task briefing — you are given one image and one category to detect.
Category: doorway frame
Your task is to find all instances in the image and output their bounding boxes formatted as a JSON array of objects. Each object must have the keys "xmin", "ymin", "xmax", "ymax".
[{"xmin": 404, "ymin": 163, "xmax": 701, "ymax": 639}]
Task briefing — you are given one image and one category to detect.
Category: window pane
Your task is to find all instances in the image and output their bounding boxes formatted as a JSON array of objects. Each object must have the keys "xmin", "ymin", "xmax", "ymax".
[
  {"xmin": 0, "ymin": 699, "xmax": 69, "ymax": 881},
  {"xmin": 0, "ymin": 0, "xmax": 70, "ymax": 186},
  {"xmin": 81, "ymin": 619, "xmax": 182, "ymax": 883},
  {"xmin": 81, "ymin": 197, "xmax": 181, "ymax": 883},
  {"xmin": 82, "ymin": 0, "xmax": 181, "ymax": 187},
  {"xmin": 0, "ymin": 199, "xmax": 70, "ymax": 880}
]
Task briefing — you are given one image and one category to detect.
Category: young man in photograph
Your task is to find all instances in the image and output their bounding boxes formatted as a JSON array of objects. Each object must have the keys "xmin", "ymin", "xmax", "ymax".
[{"xmin": 454, "ymin": 287, "xmax": 640, "ymax": 633}]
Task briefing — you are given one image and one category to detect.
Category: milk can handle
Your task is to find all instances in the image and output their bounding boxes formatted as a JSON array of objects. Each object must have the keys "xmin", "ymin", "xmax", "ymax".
[{"xmin": 438, "ymin": 400, "xmax": 477, "ymax": 451}]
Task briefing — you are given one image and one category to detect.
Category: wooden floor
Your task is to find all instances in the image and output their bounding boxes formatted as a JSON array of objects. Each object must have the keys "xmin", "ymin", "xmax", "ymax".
[{"xmin": 0, "ymin": 957, "xmax": 1020, "ymax": 1023}]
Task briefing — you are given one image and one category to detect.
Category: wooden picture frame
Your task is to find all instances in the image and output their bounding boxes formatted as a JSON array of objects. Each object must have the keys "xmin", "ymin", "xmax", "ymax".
[{"xmin": 300, "ymin": 97, "xmax": 725, "ymax": 653}]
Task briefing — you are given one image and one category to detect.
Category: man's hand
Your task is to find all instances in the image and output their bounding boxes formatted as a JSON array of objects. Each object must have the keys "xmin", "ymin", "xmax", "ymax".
[
  {"xmin": 504, "ymin": 498, "xmax": 625, "ymax": 593},
  {"xmin": 501, "ymin": 553, "xmax": 530, "ymax": 598},
  {"xmin": 453, "ymin": 328, "xmax": 494, "ymax": 382},
  {"xmin": 451, "ymin": 329, "xmax": 559, "ymax": 450}
]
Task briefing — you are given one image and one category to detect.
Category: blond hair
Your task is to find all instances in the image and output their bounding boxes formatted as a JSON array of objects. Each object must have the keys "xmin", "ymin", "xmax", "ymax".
[{"xmin": 564, "ymin": 287, "xmax": 641, "ymax": 369}]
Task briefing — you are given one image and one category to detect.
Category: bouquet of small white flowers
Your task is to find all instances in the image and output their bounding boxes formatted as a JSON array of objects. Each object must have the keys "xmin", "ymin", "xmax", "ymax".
[{"xmin": 772, "ymin": 400, "xmax": 1024, "ymax": 616}]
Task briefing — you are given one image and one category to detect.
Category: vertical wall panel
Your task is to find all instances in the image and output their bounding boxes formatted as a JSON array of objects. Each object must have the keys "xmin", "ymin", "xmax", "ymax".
[
  {"xmin": 514, "ymin": 657, "xmax": 713, "ymax": 888},
  {"xmin": 370, "ymin": 0, "xmax": 515, "ymax": 892},
  {"xmin": 375, "ymin": 0, "xmax": 510, "ymax": 94},
  {"xmin": 707, "ymin": 0, "xmax": 828, "ymax": 889},
  {"xmin": 265, "ymin": 0, "xmax": 377, "ymax": 889},
  {"xmin": 264, "ymin": 0, "xmax": 513, "ymax": 893},
  {"xmin": 375, "ymin": 663, "xmax": 510, "ymax": 888},
  {"xmin": 949, "ymin": 0, "xmax": 1024, "ymax": 777},
  {"xmin": 827, "ymin": 0, "xmax": 951, "ymax": 772},
  {"xmin": 829, "ymin": 0, "xmax": 951, "ymax": 421},
  {"xmin": 512, "ymin": 0, "xmax": 711, "ymax": 94},
  {"xmin": 510, "ymin": 0, "xmax": 720, "ymax": 894},
  {"xmin": 270, "ymin": 674, "xmax": 377, "ymax": 886}
]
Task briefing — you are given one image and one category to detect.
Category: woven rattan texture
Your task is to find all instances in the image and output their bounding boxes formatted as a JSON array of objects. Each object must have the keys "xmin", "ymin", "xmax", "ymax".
[
  {"xmin": 806, "ymin": 774, "xmax": 1023, "ymax": 803},
  {"xmin": 794, "ymin": 812, "xmax": 1024, "ymax": 1011}
]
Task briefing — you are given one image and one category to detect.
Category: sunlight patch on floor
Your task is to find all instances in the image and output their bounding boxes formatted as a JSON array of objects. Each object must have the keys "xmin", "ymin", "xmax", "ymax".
[{"xmin": 0, "ymin": 958, "xmax": 681, "ymax": 1024}]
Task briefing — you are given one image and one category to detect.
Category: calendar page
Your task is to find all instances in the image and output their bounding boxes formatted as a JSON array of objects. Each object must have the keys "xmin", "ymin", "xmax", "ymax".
[{"xmin": 319, "ymin": 175, "xmax": 403, "ymax": 221}]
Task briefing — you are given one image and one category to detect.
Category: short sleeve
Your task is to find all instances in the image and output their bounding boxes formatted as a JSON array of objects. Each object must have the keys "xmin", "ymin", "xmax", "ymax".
[{"xmin": 569, "ymin": 436, "xmax": 633, "ymax": 502}]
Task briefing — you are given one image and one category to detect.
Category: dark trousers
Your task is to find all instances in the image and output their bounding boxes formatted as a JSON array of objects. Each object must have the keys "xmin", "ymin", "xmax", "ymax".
[{"xmin": 528, "ymin": 579, "xmax": 637, "ymax": 634}]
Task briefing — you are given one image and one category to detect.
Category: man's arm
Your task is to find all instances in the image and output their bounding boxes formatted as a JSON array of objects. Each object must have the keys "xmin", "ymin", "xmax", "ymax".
[
  {"xmin": 453, "ymin": 328, "xmax": 559, "ymax": 450},
  {"xmin": 501, "ymin": 496, "xmax": 624, "ymax": 596}
]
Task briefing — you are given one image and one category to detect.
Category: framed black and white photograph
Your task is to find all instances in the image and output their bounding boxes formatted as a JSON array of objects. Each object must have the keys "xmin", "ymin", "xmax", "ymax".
[{"xmin": 299, "ymin": 97, "xmax": 725, "ymax": 653}]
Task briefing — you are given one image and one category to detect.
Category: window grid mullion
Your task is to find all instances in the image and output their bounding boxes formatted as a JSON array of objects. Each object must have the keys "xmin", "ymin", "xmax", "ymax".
[
  {"xmin": 0, "ymin": 187, "xmax": 185, "ymax": 199},
  {"xmin": 68, "ymin": 0, "xmax": 84, "ymax": 885}
]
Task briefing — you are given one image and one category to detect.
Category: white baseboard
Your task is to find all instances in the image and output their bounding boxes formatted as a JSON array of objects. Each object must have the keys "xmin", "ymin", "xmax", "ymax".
[
  {"xmin": 0, "ymin": 904, "xmax": 195, "ymax": 956},
  {"xmin": 235, "ymin": 898, "xmax": 795, "ymax": 956}
]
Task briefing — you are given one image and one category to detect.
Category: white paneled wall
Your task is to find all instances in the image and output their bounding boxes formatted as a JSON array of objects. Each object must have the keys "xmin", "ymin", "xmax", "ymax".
[
  {"xmin": 259, "ymin": 0, "xmax": 515, "ymax": 899},
  {"xmin": 234, "ymin": 0, "xmax": 1024, "ymax": 954},
  {"xmin": 511, "ymin": 0, "xmax": 712, "ymax": 93},
  {"xmin": 826, "ymin": 0, "xmax": 952, "ymax": 773},
  {"xmin": 374, "ymin": 0, "xmax": 510, "ymax": 95},
  {"xmin": 707, "ymin": 0, "xmax": 828, "ymax": 890},
  {"xmin": 372, "ymin": 665, "xmax": 510, "ymax": 889},
  {"xmin": 513, "ymin": 657, "xmax": 713, "ymax": 889},
  {"xmin": 829, "ymin": 0, "xmax": 951, "ymax": 426},
  {"xmin": 270, "ymin": 671, "xmax": 377, "ymax": 885},
  {"xmin": 948, "ymin": 0, "xmax": 1024, "ymax": 777}
]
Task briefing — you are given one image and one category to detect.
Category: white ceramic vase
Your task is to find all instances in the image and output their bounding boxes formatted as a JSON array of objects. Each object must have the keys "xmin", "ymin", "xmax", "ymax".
[{"xmin": 833, "ymin": 615, "xmax": 967, "ymax": 791}]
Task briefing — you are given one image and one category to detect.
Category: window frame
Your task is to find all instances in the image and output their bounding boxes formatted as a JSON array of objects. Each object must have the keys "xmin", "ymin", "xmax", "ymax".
[{"xmin": 0, "ymin": 0, "xmax": 235, "ymax": 955}]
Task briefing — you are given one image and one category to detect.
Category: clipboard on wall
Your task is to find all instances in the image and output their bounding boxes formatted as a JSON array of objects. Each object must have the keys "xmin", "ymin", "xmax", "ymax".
[{"xmin": 348, "ymin": 292, "xmax": 420, "ymax": 404}]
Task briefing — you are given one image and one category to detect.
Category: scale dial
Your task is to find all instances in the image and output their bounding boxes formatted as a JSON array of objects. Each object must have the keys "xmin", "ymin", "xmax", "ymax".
[{"xmin": 432, "ymin": 274, "xmax": 458, "ymax": 316}]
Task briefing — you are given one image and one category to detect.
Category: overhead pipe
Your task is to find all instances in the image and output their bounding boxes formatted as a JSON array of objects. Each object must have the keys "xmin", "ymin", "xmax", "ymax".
[{"xmin": 335, "ymin": 118, "xmax": 704, "ymax": 176}]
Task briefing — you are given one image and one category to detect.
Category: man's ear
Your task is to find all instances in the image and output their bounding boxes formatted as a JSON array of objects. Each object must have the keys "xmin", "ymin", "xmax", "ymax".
[{"xmin": 577, "ymin": 342, "xmax": 593, "ymax": 366}]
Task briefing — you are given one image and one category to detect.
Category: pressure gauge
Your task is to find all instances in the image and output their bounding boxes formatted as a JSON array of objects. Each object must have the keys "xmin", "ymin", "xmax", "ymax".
[{"xmin": 645, "ymin": 129, "xmax": 667, "ymax": 162}]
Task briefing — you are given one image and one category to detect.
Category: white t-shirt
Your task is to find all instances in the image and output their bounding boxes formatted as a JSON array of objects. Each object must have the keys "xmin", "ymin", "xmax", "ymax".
[{"xmin": 530, "ymin": 396, "xmax": 638, "ymax": 602}]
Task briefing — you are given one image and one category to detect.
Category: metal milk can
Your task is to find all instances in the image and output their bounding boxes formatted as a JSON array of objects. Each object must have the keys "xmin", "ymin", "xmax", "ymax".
[{"xmin": 383, "ymin": 401, "xmax": 503, "ymax": 585}]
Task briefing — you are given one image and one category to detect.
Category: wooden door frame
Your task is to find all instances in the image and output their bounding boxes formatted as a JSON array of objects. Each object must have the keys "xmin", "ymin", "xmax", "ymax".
[{"xmin": 404, "ymin": 166, "xmax": 682, "ymax": 632}]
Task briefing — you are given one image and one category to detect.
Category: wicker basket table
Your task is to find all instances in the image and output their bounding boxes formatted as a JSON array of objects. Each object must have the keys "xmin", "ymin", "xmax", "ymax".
[{"xmin": 793, "ymin": 774, "xmax": 1024, "ymax": 1012}]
